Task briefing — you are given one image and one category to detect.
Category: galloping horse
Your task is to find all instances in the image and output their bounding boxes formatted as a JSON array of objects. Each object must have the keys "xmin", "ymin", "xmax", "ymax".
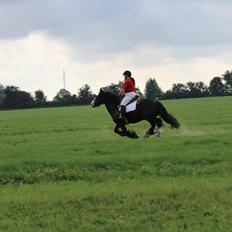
[{"xmin": 91, "ymin": 89, "xmax": 180, "ymax": 138}]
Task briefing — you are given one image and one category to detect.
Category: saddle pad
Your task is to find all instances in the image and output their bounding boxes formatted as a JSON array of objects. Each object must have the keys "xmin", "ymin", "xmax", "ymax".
[{"xmin": 126, "ymin": 102, "xmax": 136, "ymax": 113}]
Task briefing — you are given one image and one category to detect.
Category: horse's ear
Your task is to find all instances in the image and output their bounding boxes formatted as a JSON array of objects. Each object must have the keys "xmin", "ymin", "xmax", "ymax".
[{"xmin": 100, "ymin": 88, "xmax": 104, "ymax": 93}]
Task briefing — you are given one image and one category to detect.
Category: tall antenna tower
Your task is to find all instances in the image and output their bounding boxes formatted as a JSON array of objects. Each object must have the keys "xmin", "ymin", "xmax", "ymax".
[{"xmin": 62, "ymin": 69, "xmax": 66, "ymax": 89}]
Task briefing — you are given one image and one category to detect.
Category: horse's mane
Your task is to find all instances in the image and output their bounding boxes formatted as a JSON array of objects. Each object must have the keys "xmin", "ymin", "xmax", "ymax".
[{"xmin": 102, "ymin": 90, "xmax": 121, "ymax": 105}]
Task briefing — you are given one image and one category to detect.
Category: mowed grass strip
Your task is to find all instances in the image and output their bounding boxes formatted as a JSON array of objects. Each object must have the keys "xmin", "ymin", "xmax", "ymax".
[
  {"xmin": 0, "ymin": 96, "xmax": 232, "ymax": 231},
  {"xmin": 0, "ymin": 178, "xmax": 232, "ymax": 231}
]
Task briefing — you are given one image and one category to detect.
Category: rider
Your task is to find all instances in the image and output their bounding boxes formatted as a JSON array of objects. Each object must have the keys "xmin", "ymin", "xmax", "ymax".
[{"xmin": 119, "ymin": 70, "xmax": 136, "ymax": 122}]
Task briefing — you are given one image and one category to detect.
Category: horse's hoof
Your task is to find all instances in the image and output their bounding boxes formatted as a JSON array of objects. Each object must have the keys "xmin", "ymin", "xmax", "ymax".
[
  {"xmin": 153, "ymin": 126, "xmax": 161, "ymax": 137},
  {"xmin": 131, "ymin": 134, "xmax": 139, "ymax": 139},
  {"xmin": 144, "ymin": 130, "xmax": 150, "ymax": 138}
]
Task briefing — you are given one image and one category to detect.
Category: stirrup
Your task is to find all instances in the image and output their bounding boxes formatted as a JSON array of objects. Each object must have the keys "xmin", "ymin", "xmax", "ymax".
[{"xmin": 118, "ymin": 116, "xmax": 128, "ymax": 124}]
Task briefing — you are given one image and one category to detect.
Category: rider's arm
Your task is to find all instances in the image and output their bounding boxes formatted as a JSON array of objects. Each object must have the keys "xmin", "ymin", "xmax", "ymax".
[{"xmin": 123, "ymin": 79, "xmax": 130, "ymax": 93}]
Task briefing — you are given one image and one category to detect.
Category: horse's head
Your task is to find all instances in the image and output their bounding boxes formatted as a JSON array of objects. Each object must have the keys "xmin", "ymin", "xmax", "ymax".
[
  {"xmin": 91, "ymin": 88, "xmax": 105, "ymax": 107},
  {"xmin": 91, "ymin": 88, "xmax": 120, "ymax": 107}
]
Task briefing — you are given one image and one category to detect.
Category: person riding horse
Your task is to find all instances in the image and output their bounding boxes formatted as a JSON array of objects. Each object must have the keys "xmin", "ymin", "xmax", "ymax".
[
  {"xmin": 91, "ymin": 71, "xmax": 180, "ymax": 138},
  {"xmin": 119, "ymin": 70, "xmax": 136, "ymax": 122},
  {"xmin": 91, "ymin": 88, "xmax": 180, "ymax": 138}
]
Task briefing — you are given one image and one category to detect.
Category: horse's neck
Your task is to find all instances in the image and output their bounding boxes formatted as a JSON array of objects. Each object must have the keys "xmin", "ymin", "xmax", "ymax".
[{"xmin": 104, "ymin": 101, "xmax": 118, "ymax": 122}]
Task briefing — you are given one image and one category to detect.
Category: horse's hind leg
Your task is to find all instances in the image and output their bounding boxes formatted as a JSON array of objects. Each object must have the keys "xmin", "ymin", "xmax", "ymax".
[
  {"xmin": 144, "ymin": 118, "xmax": 161, "ymax": 138},
  {"xmin": 154, "ymin": 117, "xmax": 163, "ymax": 128},
  {"xmin": 144, "ymin": 129, "xmax": 150, "ymax": 138},
  {"xmin": 144, "ymin": 120, "xmax": 155, "ymax": 138},
  {"xmin": 153, "ymin": 117, "xmax": 162, "ymax": 136}
]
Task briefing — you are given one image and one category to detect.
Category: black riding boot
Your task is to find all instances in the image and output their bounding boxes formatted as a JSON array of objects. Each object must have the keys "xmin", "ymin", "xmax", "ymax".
[{"xmin": 119, "ymin": 105, "xmax": 127, "ymax": 123}]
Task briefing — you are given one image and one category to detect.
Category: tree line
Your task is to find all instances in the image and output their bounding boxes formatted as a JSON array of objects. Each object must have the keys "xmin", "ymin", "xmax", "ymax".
[
  {"xmin": 144, "ymin": 70, "xmax": 232, "ymax": 100},
  {"xmin": 0, "ymin": 70, "xmax": 231, "ymax": 109},
  {"xmin": 0, "ymin": 84, "xmax": 95, "ymax": 109}
]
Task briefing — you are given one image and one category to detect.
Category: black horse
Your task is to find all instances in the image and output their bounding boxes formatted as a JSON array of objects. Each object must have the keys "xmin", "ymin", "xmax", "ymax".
[{"xmin": 91, "ymin": 89, "xmax": 180, "ymax": 138}]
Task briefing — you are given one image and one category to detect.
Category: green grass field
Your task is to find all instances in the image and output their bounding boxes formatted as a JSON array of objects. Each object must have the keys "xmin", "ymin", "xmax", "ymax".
[{"xmin": 0, "ymin": 96, "xmax": 232, "ymax": 231}]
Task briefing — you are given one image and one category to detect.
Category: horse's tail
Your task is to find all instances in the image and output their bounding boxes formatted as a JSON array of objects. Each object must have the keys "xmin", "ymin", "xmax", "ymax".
[{"xmin": 157, "ymin": 102, "xmax": 180, "ymax": 128}]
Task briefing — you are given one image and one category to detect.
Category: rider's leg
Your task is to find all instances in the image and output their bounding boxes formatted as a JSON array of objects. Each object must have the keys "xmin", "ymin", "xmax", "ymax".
[
  {"xmin": 119, "ymin": 105, "xmax": 126, "ymax": 118},
  {"xmin": 119, "ymin": 92, "xmax": 136, "ymax": 122},
  {"xmin": 119, "ymin": 94, "xmax": 131, "ymax": 121},
  {"xmin": 118, "ymin": 105, "xmax": 126, "ymax": 122}
]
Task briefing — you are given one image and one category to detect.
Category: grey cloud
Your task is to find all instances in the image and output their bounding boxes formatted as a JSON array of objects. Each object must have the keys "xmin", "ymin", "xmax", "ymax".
[{"xmin": 0, "ymin": 0, "xmax": 232, "ymax": 57}]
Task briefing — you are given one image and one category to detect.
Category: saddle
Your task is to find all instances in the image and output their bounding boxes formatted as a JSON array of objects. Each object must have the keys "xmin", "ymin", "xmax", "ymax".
[
  {"xmin": 126, "ymin": 95, "xmax": 140, "ymax": 106},
  {"xmin": 125, "ymin": 95, "xmax": 140, "ymax": 113},
  {"xmin": 117, "ymin": 95, "xmax": 141, "ymax": 124}
]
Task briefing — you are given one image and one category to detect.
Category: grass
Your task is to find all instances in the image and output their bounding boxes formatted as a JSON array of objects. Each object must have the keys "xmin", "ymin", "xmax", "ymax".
[{"xmin": 0, "ymin": 96, "xmax": 232, "ymax": 231}]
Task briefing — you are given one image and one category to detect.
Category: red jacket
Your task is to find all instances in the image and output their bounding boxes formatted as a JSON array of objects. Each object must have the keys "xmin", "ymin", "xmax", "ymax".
[{"xmin": 123, "ymin": 77, "xmax": 135, "ymax": 93}]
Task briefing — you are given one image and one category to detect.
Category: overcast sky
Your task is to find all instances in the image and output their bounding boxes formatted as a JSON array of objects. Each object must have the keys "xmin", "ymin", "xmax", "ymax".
[{"xmin": 0, "ymin": 0, "xmax": 232, "ymax": 99}]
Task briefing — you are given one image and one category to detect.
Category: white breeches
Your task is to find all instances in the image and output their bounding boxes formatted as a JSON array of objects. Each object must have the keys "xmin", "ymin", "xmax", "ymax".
[{"xmin": 120, "ymin": 92, "xmax": 136, "ymax": 106}]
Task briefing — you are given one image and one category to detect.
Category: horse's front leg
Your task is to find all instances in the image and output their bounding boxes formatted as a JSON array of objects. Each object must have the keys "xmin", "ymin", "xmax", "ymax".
[
  {"xmin": 114, "ymin": 124, "xmax": 125, "ymax": 137},
  {"xmin": 120, "ymin": 124, "xmax": 139, "ymax": 139}
]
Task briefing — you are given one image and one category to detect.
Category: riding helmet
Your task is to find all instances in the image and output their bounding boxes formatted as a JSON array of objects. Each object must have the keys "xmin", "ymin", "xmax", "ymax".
[{"xmin": 122, "ymin": 70, "xmax": 132, "ymax": 77}]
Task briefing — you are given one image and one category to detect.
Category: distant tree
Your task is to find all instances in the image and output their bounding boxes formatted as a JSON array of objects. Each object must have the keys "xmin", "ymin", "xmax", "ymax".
[
  {"xmin": 195, "ymin": 81, "xmax": 209, "ymax": 97},
  {"xmin": 169, "ymin": 83, "xmax": 188, "ymax": 99},
  {"xmin": 54, "ymin": 88, "xmax": 71, "ymax": 99},
  {"xmin": 105, "ymin": 81, "xmax": 141, "ymax": 95},
  {"xmin": 185, "ymin": 81, "xmax": 209, "ymax": 98},
  {"xmin": 53, "ymin": 88, "xmax": 72, "ymax": 105},
  {"xmin": 34, "ymin": 90, "xmax": 47, "ymax": 106},
  {"xmin": 77, "ymin": 84, "xmax": 94, "ymax": 105},
  {"xmin": 0, "ymin": 84, "xmax": 5, "ymax": 106},
  {"xmin": 222, "ymin": 70, "xmax": 232, "ymax": 95},
  {"xmin": 209, "ymin": 77, "xmax": 225, "ymax": 96},
  {"xmin": 144, "ymin": 78, "xmax": 163, "ymax": 100},
  {"xmin": 4, "ymin": 85, "xmax": 34, "ymax": 108},
  {"xmin": 106, "ymin": 81, "xmax": 123, "ymax": 95},
  {"xmin": 135, "ymin": 86, "xmax": 141, "ymax": 93},
  {"xmin": 163, "ymin": 90, "xmax": 172, "ymax": 99}
]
